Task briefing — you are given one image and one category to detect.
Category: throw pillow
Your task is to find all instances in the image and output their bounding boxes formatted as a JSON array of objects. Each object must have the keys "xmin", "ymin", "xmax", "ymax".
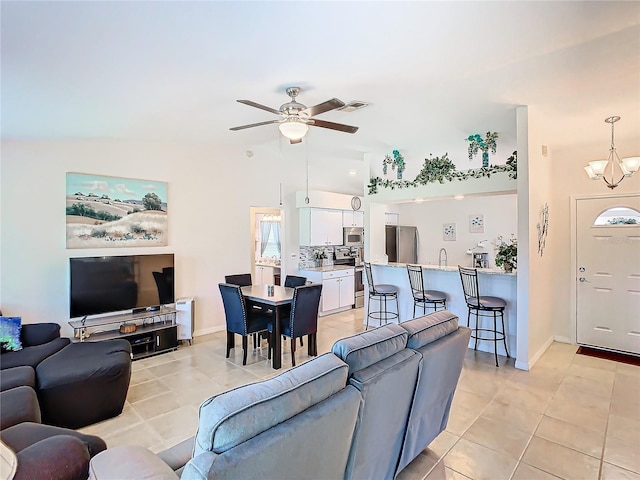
[{"xmin": 0, "ymin": 317, "xmax": 23, "ymax": 352}]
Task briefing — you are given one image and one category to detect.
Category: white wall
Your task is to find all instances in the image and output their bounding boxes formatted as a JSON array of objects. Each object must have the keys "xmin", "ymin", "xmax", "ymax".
[
  {"xmin": 0, "ymin": 140, "xmax": 363, "ymax": 337},
  {"xmin": 396, "ymin": 195, "xmax": 517, "ymax": 267}
]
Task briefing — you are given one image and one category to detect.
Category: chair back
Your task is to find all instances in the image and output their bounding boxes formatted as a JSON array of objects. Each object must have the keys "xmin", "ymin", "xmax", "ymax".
[
  {"xmin": 224, "ymin": 273, "xmax": 252, "ymax": 287},
  {"xmin": 363, "ymin": 262, "xmax": 377, "ymax": 294},
  {"xmin": 284, "ymin": 275, "xmax": 307, "ymax": 288},
  {"xmin": 153, "ymin": 271, "xmax": 174, "ymax": 305},
  {"xmin": 406, "ymin": 264, "xmax": 425, "ymax": 299},
  {"xmin": 458, "ymin": 266, "xmax": 480, "ymax": 305},
  {"xmin": 218, "ymin": 283, "xmax": 248, "ymax": 334},
  {"xmin": 289, "ymin": 283, "xmax": 322, "ymax": 338}
]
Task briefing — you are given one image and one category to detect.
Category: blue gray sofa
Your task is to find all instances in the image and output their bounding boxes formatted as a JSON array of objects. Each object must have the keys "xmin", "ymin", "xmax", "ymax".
[{"xmin": 88, "ymin": 310, "xmax": 470, "ymax": 480}]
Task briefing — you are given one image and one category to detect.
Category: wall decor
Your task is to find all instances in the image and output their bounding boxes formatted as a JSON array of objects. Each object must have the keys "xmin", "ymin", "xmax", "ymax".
[
  {"xmin": 368, "ymin": 151, "xmax": 517, "ymax": 195},
  {"xmin": 443, "ymin": 223, "xmax": 456, "ymax": 241},
  {"xmin": 466, "ymin": 131, "xmax": 499, "ymax": 167},
  {"xmin": 537, "ymin": 202, "xmax": 549, "ymax": 256},
  {"xmin": 469, "ymin": 214, "xmax": 484, "ymax": 233},
  {"xmin": 382, "ymin": 149, "xmax": 406, "ymax": 180},
  {"xmin": 66, "ymin": 173, "xmax": 168, "ymax": 248}
]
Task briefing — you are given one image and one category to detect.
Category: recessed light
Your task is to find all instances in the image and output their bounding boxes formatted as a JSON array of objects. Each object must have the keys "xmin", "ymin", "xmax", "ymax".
[
  {"xmin": 348, "ymin": 170, "xmax": 357, "ymax": 176},
  {"xmin": 414, "ymin": 198, "xmax": 424, "ymax": 203},
  {"xmin": 453, "ymin": 194, "xmax": 465, "ymax": 200}
]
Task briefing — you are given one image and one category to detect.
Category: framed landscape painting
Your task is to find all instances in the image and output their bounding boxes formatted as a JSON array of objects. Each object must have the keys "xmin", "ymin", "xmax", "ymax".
[{"xmin": 66, "ymin": 173, "xmax": 168, "ymax": 248}]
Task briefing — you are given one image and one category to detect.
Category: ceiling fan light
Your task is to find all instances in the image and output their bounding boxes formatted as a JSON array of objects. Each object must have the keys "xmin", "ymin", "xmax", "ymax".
[
  {"xmin": 279, "ymin": 121, "xmax": 309, "ymax": 140},
  {"xmin": 621, "ymin": 156, "xmax": 640, "ymax": 174},
  {"xmin": 588, "ymin": 160, "xmax": 608, "ymax": 176}
]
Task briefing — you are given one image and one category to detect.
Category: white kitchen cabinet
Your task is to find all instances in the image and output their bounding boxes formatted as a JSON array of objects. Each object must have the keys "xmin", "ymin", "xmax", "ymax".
[
  {"xmin": 300, "ymin": 268, "xmax": 355, "ymax": 316},
  {"xmin": 299, "ymin": 208, "xmax": 344, "ymax": 246},
  {"xmin": 342, "ymin": 210, "xmax": 364, "ymax": 228},
  {"xmin": 254, "ymin": 265, "xmax": 274, "ymax": 285},
  {"xmin": 385, "ymin": 213, "xmax": 399, "ymax": 225}
]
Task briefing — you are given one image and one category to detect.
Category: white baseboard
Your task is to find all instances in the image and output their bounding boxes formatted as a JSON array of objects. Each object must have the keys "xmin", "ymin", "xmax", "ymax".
[
  {"xmin": 516, "ymin": 335, "xmax": 555, "ymax": 371},
  {"xmin": 193, "ymin": 325, "xmax": 225, "ymax": 337}
]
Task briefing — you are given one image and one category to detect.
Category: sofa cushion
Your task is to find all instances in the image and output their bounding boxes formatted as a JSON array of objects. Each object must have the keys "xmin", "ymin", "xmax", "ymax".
[
  {"xmin": 194, "ymin": 352, "xmax": 348, "ymax": 456},
  {"xmin": 0, "ymin": 386, "xmax": 41, "ymax": 430},
  {"xmin": 89, "ymin": 445, "xmax": 178, "ymax": 480},
  {"xmin": 400, "ymin": 310, "xmax": 459, "ymax": 349},
  {"xmin": 0, "ymin": 366, "xmax": 36, "ymax": 392},
  {"xmin": 331, "ymin": 323, "xmax": 408, "ymax": 374},
  {"xmin": 0, "ymin": 317, "xmax": 22, "ymax": 352},
  {"xmin": 0, "ymin": 337, "xmax": 70, "ymax": 370}
]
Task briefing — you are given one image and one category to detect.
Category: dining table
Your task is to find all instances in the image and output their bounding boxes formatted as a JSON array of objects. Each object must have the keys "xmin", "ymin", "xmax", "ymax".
[{"xmin": 241, "ymin": 284, "xmax": 294, "ymax": 370}]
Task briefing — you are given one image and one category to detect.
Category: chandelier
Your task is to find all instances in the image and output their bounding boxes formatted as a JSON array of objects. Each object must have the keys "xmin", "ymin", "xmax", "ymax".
[{"xmin": 584, "ymin": 116, "xmax": 639, "ymax": 189}]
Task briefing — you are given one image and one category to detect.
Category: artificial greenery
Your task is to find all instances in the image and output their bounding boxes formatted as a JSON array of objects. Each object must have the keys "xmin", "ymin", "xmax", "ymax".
[
  {"xmin": 466, "ymin": 132, "xmax": 499, "ymax": 160},
  {"xmin": 313, "ymin": 249, "xmax": 327, "ymax": 260},
  {"xmin": 607, "ymin": 217, "xmax": 638, "ymax": 225},
  {"xmin": 382, "ymin": 150, "xmax": 406, "ymax": 179},
  {"xmin": 494, "ymin": 235, "xmax": 517, "ymax": 271},
  {"xmin": 368, "ymin": 151, "xmax": 517, "ymax": 195}
]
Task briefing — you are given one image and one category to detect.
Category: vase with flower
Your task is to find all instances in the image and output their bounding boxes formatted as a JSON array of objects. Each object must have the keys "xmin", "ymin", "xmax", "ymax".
[{"xmin": 313, "ymin": 249, "xmax": 327, "ymax": 267}]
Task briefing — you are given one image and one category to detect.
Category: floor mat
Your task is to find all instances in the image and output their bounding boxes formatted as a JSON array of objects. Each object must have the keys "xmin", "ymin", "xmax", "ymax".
[{"xmin": 576, "ymin": 346, "xmax": 640, "ymax": 367}]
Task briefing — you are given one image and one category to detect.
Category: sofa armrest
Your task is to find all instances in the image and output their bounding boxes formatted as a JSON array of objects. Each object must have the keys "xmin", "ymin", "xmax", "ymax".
[
  {"xmin": 20, "ymin": 323, "xmax": 61, "ymax": 347},
  {"xmin": 89, "ymin": 445, "xmax": 179, "ymax": 480},
  {"xmin": 0, "ymin": 386, "xmax": 41, "ymax": 430},
  {"xmin": 14, "ymin": 435, "xmax": 90, "ymax": 480}
]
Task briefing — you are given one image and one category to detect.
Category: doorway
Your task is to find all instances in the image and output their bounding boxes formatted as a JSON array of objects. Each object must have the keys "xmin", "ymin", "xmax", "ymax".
[
  {"xmin": 250, "ymin": 207, "xmax": 284, "ymax": 286},
  {"xmin": 575, "ymin": 194, "xmax": 640, "ymax": 355}
]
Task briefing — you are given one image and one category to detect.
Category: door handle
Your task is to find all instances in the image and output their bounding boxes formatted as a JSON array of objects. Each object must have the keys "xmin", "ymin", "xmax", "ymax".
[{"xmin": 579, "ymin": 277, "xmax": 591, "ymax": 283}]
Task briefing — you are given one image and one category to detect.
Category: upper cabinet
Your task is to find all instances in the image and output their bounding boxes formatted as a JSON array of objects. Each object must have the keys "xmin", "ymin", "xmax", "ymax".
[
  {"xmin": 342, "ymin": 210, "xmax": 364, "ymax": 228},
  {"xmin": 300, "ymin": 208, "xmax": 344, "ymax": 246},
  {"xmin": 385, "ymin": 213, "xmax": 399, "ymax": 225}
]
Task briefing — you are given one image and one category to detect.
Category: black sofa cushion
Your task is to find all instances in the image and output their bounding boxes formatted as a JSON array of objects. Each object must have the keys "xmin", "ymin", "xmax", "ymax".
[
  {"xmin": 0, "ymin": 386, "xmax": 41, "ymax": 430},
  {"xmin": 13, "ymin": 435, "xmax": 90, "ymax": 480},
  {"xmin": 0, "ymin": 366, "xmax": 36, "ymax": 392},
  {"xmin": 0, "ymin": 337, "xmax": 70, "ymax": 370},
  {"xmin": 0, "ymin": 422, "xmax": 106, "ymax": 457}
]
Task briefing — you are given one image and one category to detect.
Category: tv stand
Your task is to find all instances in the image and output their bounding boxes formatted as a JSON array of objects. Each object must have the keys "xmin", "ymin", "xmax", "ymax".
[{"xmin": 69, "ymin": 307, "xmax": 178, "ymax": 360}]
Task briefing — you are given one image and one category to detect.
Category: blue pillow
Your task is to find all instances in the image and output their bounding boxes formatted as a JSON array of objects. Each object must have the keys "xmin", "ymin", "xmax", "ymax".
[{"xmin": 0, "ymin": 317, "xmax": 23, "ymax": 352}]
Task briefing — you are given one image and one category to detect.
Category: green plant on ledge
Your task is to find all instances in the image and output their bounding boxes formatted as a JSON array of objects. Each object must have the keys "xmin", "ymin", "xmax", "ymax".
[
  {"xmin": 467, "ymin": 131, "xmax": 499, "ymax": 168},
  {"xmin": 494, "ymin": 235, "xmax": 517, "ymax": 272},
  {"xmin": 367, "ymin": 151, "xmax": 517, "ymax": 195},
  {"xmin": 382, "ymin": 150, "xmax": 406, "ymax": 180}
]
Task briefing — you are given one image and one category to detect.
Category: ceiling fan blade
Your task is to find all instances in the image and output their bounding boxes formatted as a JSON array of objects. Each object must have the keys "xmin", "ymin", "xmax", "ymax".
[
  {"xmin": 289, "ymin": 138, "xmax": 303, "ymax": 145},
  {"xmin": 230, "ymin": 119, "xmax": 281, "ymax": 131},
  {"xmin": 302, "ymin": 98, "xmax": 345, "ymax": 117},
  {"xmin": 236, "ymin": 100, "xmax": 281, "ymax": 116},
  {"xmin": 310, "ymin": 119, "xmax": 359, "ymax": 134}
]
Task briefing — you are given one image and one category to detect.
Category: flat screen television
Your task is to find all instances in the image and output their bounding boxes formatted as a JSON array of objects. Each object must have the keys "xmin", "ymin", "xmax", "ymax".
[{"xmin": 70, "ymin": 254, "xmax": 175, "ymax": 318}]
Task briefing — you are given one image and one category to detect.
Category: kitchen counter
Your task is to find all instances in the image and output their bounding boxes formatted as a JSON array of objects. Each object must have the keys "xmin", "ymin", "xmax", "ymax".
[
  {"xmin": 376, "ymin": 262, "xmax": 516, "ymax": 276},
  {"xmin": 299, "ymin": 265, "xmax": 355, "ymax": 273},
  {"xmin": 255, "ymin": 262, "xmax": 281, "ymax": 267},
  {"xmin": 367, "ymin": 262, "xmax": 517, "ymax": 358}
]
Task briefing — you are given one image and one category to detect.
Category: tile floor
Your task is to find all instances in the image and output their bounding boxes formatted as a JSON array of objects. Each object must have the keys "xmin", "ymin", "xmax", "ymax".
[{"xmin": 79, "ymin": 308, "xmax": 640, "ymax": 480}]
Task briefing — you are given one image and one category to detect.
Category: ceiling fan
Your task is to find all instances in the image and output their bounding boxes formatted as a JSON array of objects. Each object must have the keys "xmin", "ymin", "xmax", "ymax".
[{"xmin": 230, "ymin": 87, "xmax": 359, "ymax": 144}]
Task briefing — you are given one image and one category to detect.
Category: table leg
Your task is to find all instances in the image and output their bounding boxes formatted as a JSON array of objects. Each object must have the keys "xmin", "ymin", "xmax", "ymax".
[{"xmin": 273, "ymin": 306, "xmax": 282, "ymax": 369}]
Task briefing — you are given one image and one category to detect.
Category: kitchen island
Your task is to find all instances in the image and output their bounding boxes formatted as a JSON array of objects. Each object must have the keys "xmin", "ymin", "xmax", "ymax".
[{"xmin": 367, "ymin": 262, "xmax": 517, "ymax": 358}]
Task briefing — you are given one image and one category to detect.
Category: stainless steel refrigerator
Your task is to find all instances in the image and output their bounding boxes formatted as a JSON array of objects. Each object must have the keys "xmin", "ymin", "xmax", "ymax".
[{"xmin": 385, "ymin": 225, "xmax": 418, "ymax": 263}]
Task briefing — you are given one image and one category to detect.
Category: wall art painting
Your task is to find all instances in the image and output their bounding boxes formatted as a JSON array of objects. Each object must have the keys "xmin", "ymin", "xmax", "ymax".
[
  {"xmin": 469, "ymin": 214, "xmax": 484, "ymax": 233},
  {"xmin": 443, "ymin": 223, "xmax": 456, "ymax": 241},
  {"xmin": 66, "ymin": 173, "xmax": 168, "ymax": 249}
]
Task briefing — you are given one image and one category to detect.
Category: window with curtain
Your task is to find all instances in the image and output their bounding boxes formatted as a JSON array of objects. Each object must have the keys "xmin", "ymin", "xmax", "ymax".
[{"xmin": 260, "ymin": 220, "xmax": 281, "ymax": 259}]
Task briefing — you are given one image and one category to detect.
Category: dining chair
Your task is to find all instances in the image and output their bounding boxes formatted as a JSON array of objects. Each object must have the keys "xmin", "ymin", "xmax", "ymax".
[
  {"xmin": 406, "ymin": 264, "xmax": 447, "ymax": 317},
  {"xmin": 458, "ymin": 266, "xmax": 509, "ymax": 367},
  {"xmin": 218, "ymin": 283, "xmax": 271, "ymax": 365},
  {"xmin": 363, "ymin": 262, "xmax": 399, "ymax": 330},
  {"xmin": 283, "ymin": 275, "xmax": 307, "ymax": 346},
  {"xmin": 284, "ymin": 275, "xmax": 307, "ymax": 288},
  {"xmin": 268, "ymin": 283, "xmax": 322, "ymax": 366},
  {"xmin": 224, "ymin": 274, "xmax": 252, "ymax": 287}
]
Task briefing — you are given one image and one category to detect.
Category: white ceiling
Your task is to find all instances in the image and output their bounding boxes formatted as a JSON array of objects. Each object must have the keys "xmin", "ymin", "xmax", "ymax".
[{"xmin": 2, "ymin": 1, "xmax": 639, "ymax": 163}]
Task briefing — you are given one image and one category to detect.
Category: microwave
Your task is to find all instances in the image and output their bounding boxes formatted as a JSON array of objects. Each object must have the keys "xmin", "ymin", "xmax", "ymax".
[{"xmin": 343, "ymin": 227, "xmax": 364, "ymax": 246}]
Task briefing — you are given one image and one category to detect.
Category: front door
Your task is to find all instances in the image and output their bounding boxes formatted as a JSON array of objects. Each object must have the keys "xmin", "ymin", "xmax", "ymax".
[{"xmin": 576, "ymin": 195, "xmax": 640, "ymax": 354}]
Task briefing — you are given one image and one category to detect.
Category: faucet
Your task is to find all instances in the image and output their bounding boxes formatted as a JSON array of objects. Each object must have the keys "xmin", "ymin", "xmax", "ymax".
[{"xmin": 438, "ymin": 248, "xmax": 448, "ymax": 267}]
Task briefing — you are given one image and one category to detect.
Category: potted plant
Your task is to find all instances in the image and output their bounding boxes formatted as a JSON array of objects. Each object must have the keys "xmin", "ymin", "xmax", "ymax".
[
  {"xmin": 494, "ymin": 235, "xmax": 517, "ymax": 272},
  {"xmin": 313, "ymin": 249, "xmax": 327, "ymax": 267},
  {"xmin": 382, "ymin": 150, "xmax": 406, "ymax": 180},
  {"xmin": 466, "ymin": 131, "xmax": 499, "ymax": 168}
]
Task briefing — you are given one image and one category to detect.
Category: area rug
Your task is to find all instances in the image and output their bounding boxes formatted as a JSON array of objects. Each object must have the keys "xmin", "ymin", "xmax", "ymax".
[{"xmin": 576, "ymin": 346, "xmax": 640, "ymax": 367}]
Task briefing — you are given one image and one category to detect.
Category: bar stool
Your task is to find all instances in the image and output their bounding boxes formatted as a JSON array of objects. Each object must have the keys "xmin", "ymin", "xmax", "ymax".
[
  {"xmin": 406, "ymin": 264, "xmax": 447, "ymax": 317},
  {"xmin": 364, "ymin": 262, "xmax": 399, "ymax": 330},
  {"xmin": 458, "ymin": 266, "xmax": 509, "ymax": 367}
]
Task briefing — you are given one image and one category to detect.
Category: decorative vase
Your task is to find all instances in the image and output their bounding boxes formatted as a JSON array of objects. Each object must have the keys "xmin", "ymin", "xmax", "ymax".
[
  {"xmin": 317, "ymin": 259, "xmax": 323, "ymax": 267},
  {"xmin": 482, "ymin": 151, "xmax": 489, "ymax": 168}
]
